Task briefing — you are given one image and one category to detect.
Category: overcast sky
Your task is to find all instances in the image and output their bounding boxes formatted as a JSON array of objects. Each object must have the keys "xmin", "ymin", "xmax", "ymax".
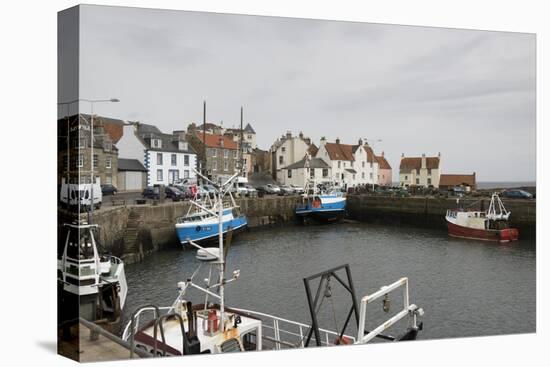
[{"xmin": 66, "ymin": 5, "xmax": 535, "ymax": 182}]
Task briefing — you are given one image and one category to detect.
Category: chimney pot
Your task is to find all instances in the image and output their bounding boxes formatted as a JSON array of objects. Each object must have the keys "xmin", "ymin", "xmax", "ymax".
[{"xmin": 336, "ymin": 138, "xmax": 340, "ymax": 144}]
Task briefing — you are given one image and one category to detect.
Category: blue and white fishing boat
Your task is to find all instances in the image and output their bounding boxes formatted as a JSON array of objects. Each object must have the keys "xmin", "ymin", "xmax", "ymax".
[
  {"xmin": 295, "ymin": 180, "xmax": 346, "ymax": 223},
  {"xmin": 175, "ymin": 174, "xmax": 248, "ymax": 246}
]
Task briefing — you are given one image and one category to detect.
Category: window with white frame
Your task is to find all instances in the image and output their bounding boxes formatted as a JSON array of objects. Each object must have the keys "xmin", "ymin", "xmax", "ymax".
[
  {"xmin": 362, "ymin": 161, "xmax": 365, "ymax": 168},
  {"xmin": 157, "ymin": 169, "xmax": 163, "ymax": 181},
  {"xmin": 338, "ymin": 161, "xmax": 341, "ymax": 169},
  {"xmin": 370, "ymin": 173, "xmax": 373, "ymax": 179},
  {"xmin": 212, "ymin": 161, "xmax": 217, "ymax": 170},
  {"xmin": 310, "ymin": 168, "xmax": 315, "ymax": 179},
  {"xmin": 184, "ymin": 155, "xmax": 189, "ymax": 166},
  {"xmin": 157, "ymin": 153, "xmax": 163, "ymax": 165},
  {"xmin": 224, "ymin": 150, "xmax": 229, "ymax": 158},
  {"xmin": 224, "ymin": 160, "xmax": 229, "ymax": 171},
  {"xmin": 171, "ymin": 154, "xmax": 177, "ymax": 166},
  {"xmin": 93, "ymin": 154, "xmax": 98, "ymax": 168},
  {"xmin": 288, "ymin": 170, "xmax": 292, "ymax": 178},
  {"xmin": 184, "ymin": 170, "xmax": 189, "ymax": 178},
  {"xmin": 323, "ymin": 168, "xmax": 328, "ymax": 177},
  {"xmin": 362, "ymin": 172, "xmax": 365, "ymax": 179},
  {"xmin": 106, "ymin": 157, "xmax": 112, "ymax": 169},
  {"xmin": 211, "ymin": 148, "xmax": 217, "ymax": 157}
]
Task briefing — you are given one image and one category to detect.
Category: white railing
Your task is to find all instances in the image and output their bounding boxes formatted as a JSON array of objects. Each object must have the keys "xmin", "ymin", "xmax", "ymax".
[
  {"xmin": 357, "ymin": 277, "xmax": 422, "ymax": 344},
  {"xmin": 122, "ymin": 306, "xmax": 173, "ymax": 341},
  {"xmin": 230, "ymin": 307, "xmax": 355, "ymax": 349}
]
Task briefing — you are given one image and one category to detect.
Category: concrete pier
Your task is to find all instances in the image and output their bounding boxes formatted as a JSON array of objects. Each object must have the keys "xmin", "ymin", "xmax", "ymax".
[{"xmin": 57, "ymin": 194, "xmax": 536, "ymax": 265}]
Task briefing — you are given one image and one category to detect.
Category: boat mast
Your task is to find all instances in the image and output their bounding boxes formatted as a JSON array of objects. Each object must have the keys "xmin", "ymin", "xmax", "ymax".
[{"xmin": 217, "ymin": 178, "xmax": 225, "ymax": 332}]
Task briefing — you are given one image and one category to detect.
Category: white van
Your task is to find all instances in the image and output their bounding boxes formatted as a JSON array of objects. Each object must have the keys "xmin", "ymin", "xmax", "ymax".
[
  {"xmin": 232, "ymin": 176, "xmax": 249, "ymax": 197},
  {"xmin": 60, "ymin": 177, "xmax": 102, "ymax": 211}
]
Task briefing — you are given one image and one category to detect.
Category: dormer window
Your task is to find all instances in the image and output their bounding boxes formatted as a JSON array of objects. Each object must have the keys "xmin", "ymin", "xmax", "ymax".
[
  {"xmin": 178, "ymin": 141, "xmax": 188, "ymax": 151},
  {"xmin": 152, "ymin": 138, "xmax": 162, "ymax": 149}
]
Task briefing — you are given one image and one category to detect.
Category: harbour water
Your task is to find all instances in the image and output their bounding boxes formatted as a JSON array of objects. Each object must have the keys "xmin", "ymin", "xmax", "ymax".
[{"xmin": 122, "ymin": 222, "xmax": 536, "ymax": 342}]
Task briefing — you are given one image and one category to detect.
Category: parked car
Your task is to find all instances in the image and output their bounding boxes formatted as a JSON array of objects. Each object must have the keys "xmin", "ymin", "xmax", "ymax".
[
  {"xmin": 279, "ymin": 185, "xmax": 294, "ymax": 195},
  {"xmin": 501, "ymin": 189, "xmax": 533, "ymax": 199},
  {"xmin": 290, "ymin": 185, "xmax": 305, "ymax": 194},
  {"xmin": 142, "ymin": 186, "xmax": 160, "ymax": 200},
  {"xmin": 202, "ymin": 184, "xmax": 216, "ymax": 199},
  {"xmin": 245, "ymin": 185, "xmax": 257, "ymax": 197},
  {"xmin": 101, "ymin": 184, "xmax": 118, "ymax": 196},
  {"xmin": 171, "ymin": 184, "xmax": 194, "ymax": 199},
  {"xmin": 165, "ymin": 186, "xmax": 185, "ymax": 201},
  {"xmin": 265, "ymin": 184, "xmax": 281, "ymax": 194},
  {"xmin": 255, "ymin": 186, "xmax": 267, "ymax": 197}
]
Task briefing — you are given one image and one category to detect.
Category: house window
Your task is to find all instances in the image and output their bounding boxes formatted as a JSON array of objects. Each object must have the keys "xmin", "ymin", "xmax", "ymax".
[
  {"xmin": 338, "ymin": 161, "xmax": 341, "ymax": 169},
  {"xmin": 178, "ymin": 141, "xmax": 188, "ymax": 150},
  {"xmin": 233, "ymin": 150, "xmax": 238, "ymax": 158},
  {"xmin": 106, "ymin": 157, "xmax": 112, "ymax": 169},
  {"xmin": 105, "ymin": 175, "xmax": 112, "ymax": 185},
  {"xmin": 184, "ymin": 155, "xmax": 189, "ymax": 166},
  {"xmin": 417, "ymin": 168, "xmax": 420, "ymax": 174},
  {"xmin": 310, "ymin": 169, "xmax": 315, "ymax": 179},
  {"xmin": 157, "ymin": 153, "xmax": 163, "ymax": 165},
  {"xmin": 211, "ymin": 149, "xmax": 217, "ymax": 157},
  {"xmin": 416, "ymin": 178, "xmax": 420, "ymax": 185},
  {"xmin": 370, "ymin": 173, "xmax": 373, "ymax": 179},
  {"xmin": 171, "ymin": 154, "xmax": 177, "ymax": 166},
  {"xmin": 428, "ymin": 178, "xmax": 432, "ymax": 185},
  {"xmin": 405, "ymin": 175, "xmax": 408, "ymax": 180},
  {"xmin": 279, "ymin": 156, "xmax": 283, "ymax": 165},
  {"xmin": 288, "ymin": 170, "xmax": 292, "ymax": 178},
  {"xmin": 370, "ymin": 162, "xmax": 373, "ymax": 168},
  {"xmin": 362, "ymin": 161, "xmax": 365, "ymax": 168},
  {"xmin": 184, "ymin": 170, "xmax": 189, "ymax": 178},
  {"xmin": 323, "ymin": 168, "xmax": 328, "ymax": 177},
  {"xmin": 212, "ymin": 161, "xmax": 217, "ymax": 170},
  {"xmin": 353, "ymin": 174, "xmax": 356, "ymax": 180},
  {"xmin": 362, "ymin": 172, "xmax": 365, "ymax": 179},
  {"xmin": 224, "ymin": 160, "xmax": 229, "ymax": 171},
  {"xmin": 152, "ymin": 139, "xmax": 162, "ymax": 149},
  {"xmin": 343, "ymin": 162, "xmax": 346, "ymax": 168},
  {"xmin": 168, "ymin": 169, "xmax": 179, "ymax": 183},
  {"xmin": 428, "ymin": 168, "xmax": 432, "ymax": 175},
  {"xmin": 93, "ymin": 154, "xmax": 98, "ymax": 168},
  {"xmin": 157, "ymin": 169, "xmax": 163, "ymax": 181},
  {"xmin": 281, "ymin": 147, "xmax": 286, "ymax": 153},
  {"xmin": 247, "ymin": 135, "xmax": 252, "ymax": 139},
  {"xmin": 224, "ymin": 150, "xmax": 229, "ymax": 158}
]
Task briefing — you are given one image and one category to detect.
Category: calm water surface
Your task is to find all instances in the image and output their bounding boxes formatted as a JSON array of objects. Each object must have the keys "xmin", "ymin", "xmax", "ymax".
[{"xmin": 123, "ymin": 222, "xmax": 536, "ymax": 341}]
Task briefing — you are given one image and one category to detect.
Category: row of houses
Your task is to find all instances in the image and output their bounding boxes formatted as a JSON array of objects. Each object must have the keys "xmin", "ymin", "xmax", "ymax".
[{"xmin": 57, "ymin": 114, "xmax": 476, "ymax": 193}]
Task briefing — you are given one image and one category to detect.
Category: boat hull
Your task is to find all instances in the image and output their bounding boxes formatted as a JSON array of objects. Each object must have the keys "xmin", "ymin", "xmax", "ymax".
[
  {"xmin": 446, "ymin": 220, "xmax": 519, "ymax": 242},
  {"xmin": 295, "ymin": 196, "xmax": 346, "ymax": 223},
  {"xmin": 176, "ymin": 215, "xmax": 248, "ymax": 245}
]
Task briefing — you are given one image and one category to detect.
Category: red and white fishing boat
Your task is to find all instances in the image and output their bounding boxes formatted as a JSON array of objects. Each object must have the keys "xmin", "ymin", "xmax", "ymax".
[{"xmin": 446, "ymin": 193, "xmax": 519, "ymax": 242}]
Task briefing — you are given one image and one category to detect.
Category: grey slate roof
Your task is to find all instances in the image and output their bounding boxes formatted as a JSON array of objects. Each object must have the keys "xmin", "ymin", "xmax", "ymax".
[
  {"xmin": 283, "ymin": 157, "xmax": 330, "ymax": 170},
  {"xmin": 244, "ymin": 123, "xmax": 256, "ymax": 134},
  {"xmin": 135, "ymin": 123, "xmax": 196, "ymax": 154},
  {"xmin": 118, "ymin": 158, "xmax": 147, "ymax": 172}
]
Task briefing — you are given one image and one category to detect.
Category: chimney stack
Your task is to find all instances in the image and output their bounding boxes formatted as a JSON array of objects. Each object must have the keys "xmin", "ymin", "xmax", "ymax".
[
  {"xmin": 358, "ymin": 138, "xmax": 363, "ymax": 146},
  {"xmin": 286, "ymin": 131, "xmax": 292, "ymax": 139},
  {"xmin": 401, "ymin": 153, "xmax": 404, "ymax": 158},
  {"xmin": 421, "ymin": 153, "xmax": 426, "ymax": 169},
  {"xmin": 299, "ymin": 131, "xmax": 304, "ymax": 139},
  {"xmin": 382, "ymin": 151, "xmax": 385, "ymax": 157}
]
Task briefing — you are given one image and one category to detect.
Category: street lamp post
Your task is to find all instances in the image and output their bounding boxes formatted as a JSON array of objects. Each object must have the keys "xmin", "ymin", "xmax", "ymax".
[{"xmin": 58, "ymin": 98, "xmax": 119, "ymax": 222}]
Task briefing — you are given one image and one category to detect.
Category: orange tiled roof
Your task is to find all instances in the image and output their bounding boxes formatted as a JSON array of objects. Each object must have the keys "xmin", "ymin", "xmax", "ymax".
[
  {"xmin": 324, "ymin": 142, "xmax": 355, "ymax": 161},
  {"xmin": 375, "ymin": 155, "xmax": 392, "ymax": 169},
  {"xmin": 439, "ymin": 174, "xmax": 476, "ymax": 187},
  {"xmin": 196, "ymin": 132, "xmax": 238, "ymax": 149},
  {"xmin": 400, "ymin": 157, "xmax": 440, "ymax": 171}
]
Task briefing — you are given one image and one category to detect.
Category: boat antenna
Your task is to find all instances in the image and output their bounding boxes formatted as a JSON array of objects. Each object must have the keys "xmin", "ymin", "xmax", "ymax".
[{"xmin": 202, "ymin": 101, "xmax": 207, "ymax": 185}]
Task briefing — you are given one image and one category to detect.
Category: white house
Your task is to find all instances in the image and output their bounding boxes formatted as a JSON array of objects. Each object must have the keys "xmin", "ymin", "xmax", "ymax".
[
  {"xmin": 316, "ymin": 138, "xmax": 378, "ymax": 188},
  {"xmin": 399, "ymin": 153, "xmax": 441, "ymax": 188},
  {"xmin": 116, "ymin": 122, "xmax": 197, "ymax": 186},
  {"xmin": 277, "ymin": 157, "xmax": 331, "ymax": 187},
  {"xmin": 270, "ymin": 131, "xmax": 316, "ymax": 181}
]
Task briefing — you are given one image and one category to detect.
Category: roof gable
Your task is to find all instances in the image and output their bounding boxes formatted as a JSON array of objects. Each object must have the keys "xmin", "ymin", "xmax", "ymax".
[{"xmin": 375, "ymin": 155, "xmax": 391, "ymax": 169}]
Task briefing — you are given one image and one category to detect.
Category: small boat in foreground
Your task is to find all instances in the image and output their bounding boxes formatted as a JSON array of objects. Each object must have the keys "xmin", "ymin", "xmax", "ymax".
[{"xmin": 445, "ymin": 193, "xmax": 519, "ymax": 242}]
